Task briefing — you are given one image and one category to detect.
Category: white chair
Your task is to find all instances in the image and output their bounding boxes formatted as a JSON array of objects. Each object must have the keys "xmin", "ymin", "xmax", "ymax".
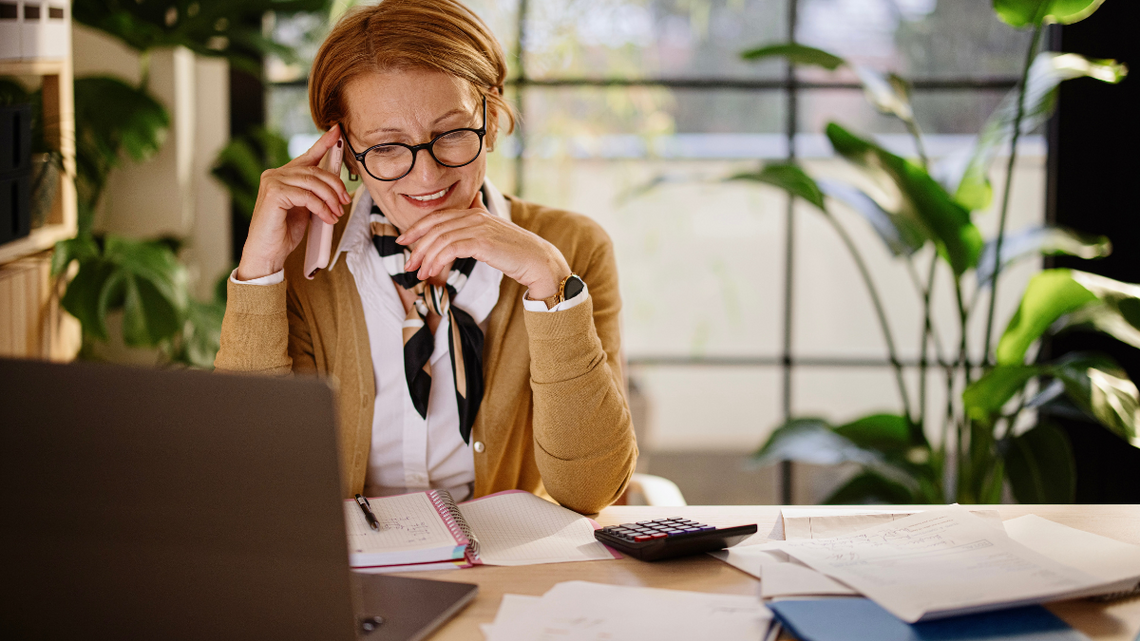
[{"xmin": 624, "ymin": 473, "xmax": 687, "ymax": 507}]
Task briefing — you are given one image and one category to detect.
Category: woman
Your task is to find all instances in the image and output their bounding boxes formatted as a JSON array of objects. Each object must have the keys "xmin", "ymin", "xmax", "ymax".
[{"xmin": 215, "ymin": 0, "xmax": 636, "ymax": 514}]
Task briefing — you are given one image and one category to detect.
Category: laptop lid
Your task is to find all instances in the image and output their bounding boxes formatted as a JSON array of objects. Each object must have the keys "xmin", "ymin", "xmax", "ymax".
[{"xmin": 0, "ymin": 358, "xmax": 358, "ymax": 639}]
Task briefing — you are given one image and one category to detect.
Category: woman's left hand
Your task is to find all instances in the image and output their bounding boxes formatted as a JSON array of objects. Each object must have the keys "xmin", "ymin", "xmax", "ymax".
[{"xmin": 398, "ymin": 193, "xmax": 571, "ymax": 300}]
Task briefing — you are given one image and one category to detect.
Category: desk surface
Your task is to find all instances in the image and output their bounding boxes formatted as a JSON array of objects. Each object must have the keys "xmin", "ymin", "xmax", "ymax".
[{"xmin": 395, "ymin": 504, "xmax": 1140, "ymax": 641}]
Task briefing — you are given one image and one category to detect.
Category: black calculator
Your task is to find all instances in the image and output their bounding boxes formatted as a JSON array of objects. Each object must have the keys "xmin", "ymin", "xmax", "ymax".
[{"xmin": 594, "ymin": 518, "xmax": 758, "ymax": 561}]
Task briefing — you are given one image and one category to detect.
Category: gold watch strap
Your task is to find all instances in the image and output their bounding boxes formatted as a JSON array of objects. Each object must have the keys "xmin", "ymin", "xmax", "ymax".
[{"xmin": 533, "ymin": 273, "xmax": 576, "ymax": 310}]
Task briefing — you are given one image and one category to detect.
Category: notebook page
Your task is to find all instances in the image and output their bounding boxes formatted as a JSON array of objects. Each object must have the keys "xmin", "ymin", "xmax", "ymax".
[
  {"xmin": 345, "ymin": 492, "xmax": 458, "ymax": 555},
  {"xmin": 458, "ymin": 491, "xmax": 615, "ymax": 566}
]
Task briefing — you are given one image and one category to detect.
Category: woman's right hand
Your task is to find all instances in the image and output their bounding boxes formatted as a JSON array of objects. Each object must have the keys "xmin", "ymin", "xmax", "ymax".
[{"xmin": 236, "ymin": 126, "xmax": 352, "ymax": 281}]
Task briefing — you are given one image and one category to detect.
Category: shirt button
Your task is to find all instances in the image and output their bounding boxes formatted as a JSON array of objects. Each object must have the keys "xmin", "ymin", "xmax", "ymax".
[{"xmin": 473, "ymin": 441, "xmax": 485, "ymax": 453}]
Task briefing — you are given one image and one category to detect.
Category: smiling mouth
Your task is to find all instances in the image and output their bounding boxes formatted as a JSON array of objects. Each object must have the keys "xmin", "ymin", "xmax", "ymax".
[{"xmin": 404, "ymin": 184, "xmax": 453, "ymax": 202}]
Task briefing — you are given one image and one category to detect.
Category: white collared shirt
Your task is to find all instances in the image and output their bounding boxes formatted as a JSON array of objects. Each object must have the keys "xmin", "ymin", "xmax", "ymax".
[{"xmin": 231, "ymin": 179, "xmax": 587, "ymax": 501}]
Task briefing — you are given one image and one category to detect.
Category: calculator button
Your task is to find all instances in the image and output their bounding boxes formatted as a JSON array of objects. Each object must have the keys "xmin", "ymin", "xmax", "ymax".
[
  {"xmin": 634, "ymin": 535, "xmax": 652, "ymax": 542},
  {"xmin": 650, "ymin": 533, "xmax": 668, "ymax": 539}
]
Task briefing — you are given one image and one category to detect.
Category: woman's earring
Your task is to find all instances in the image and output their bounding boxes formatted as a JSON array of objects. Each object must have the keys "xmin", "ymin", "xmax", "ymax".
[{"xmin": 348, "ymin": 170, "xmax": 360, "ymax": 181}]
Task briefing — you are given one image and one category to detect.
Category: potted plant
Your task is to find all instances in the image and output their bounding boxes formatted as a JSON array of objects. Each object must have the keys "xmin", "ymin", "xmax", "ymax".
[{"xmin": 741, "ymin": 0, "xmax": 1137, "ymax": 503}]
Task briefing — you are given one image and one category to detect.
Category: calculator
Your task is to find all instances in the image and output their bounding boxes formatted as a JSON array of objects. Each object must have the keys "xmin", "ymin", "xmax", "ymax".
[{"xmin": 594, "ymin": 518, "xmax": 758, "ymax": 561}]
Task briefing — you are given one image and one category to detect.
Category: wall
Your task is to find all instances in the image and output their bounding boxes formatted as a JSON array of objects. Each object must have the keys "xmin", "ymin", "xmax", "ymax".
[{"xmin": 71, "ymin": 25, "xmax": 231, "ymax": 300}]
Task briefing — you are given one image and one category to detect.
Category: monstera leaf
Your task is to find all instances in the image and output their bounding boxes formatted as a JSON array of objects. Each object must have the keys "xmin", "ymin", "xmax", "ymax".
[{"xmin": 57, "ymin": 233, "xmax": 188, "ymax": 347}]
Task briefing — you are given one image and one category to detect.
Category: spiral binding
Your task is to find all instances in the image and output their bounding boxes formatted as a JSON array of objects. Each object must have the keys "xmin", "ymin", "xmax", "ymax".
[{"xmin": 431, "ymin": 490, "xmax": 480, "ymax": 560}]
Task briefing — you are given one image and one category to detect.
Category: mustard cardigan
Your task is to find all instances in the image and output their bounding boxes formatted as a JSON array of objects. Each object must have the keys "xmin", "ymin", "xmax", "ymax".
[{"xmin": 214, "ymin": 194, "xmax": 637, "ymax": 514}]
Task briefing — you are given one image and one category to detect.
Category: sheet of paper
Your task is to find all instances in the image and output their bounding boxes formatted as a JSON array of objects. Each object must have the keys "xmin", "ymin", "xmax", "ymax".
[
  {"xmin": 711, "ymin": 544, "xmax": 857, "ymax": 598},
  {"xmin": 1004, "ymin": 514, "xmax": 1140, "ymax": 597},
  {"xmin": 776, "ymin": 506, "xmax": 1108, "ymax": 622},
  {"xmin": 344, "ymin": 492, "xmax": 457, "ymax": 555},
  {"xmin": 459, "ymin": 491, "xmax": 616, "ymax": 566},
  {"xmin": 485, "ymin": 581, "xmax": 772, "ymax": 641},
  {"xmin": 762, "ymin": 560, "xmax": 860, "ymax": 598},
  {"xmin": 482, "ymin": 595, "xmax": 542, "ymax": 640},
  {"xmin": 710, "ymin": 544, "xmax": 787, "ymax": 577},
  {"xmin": 772, "ymin": 507, "xmax": 1005, "ymax": 541}
]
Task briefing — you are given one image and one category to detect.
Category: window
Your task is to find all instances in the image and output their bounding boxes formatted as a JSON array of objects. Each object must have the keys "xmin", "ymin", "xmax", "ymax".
[{"xmin": 266, "ymin": 0, "xmax": 1043, "ymax": 503}]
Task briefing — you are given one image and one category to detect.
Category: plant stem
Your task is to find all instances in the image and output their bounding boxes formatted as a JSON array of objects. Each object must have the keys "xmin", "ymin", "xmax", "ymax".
[
  {"xmin": 905, "ymin": 118, "xmax": 930, "ymax": 171},
  {"xmin": 915, "ymin": 252, "xmax": 938, "ymax": 440},
  {"xmin": 981, "ymin": 23, "xmax": 1043, "ymax": 367},
  {"xmin": 953, "ymin": 274, "xmax": 974, "ymax": 501},
  {"xmin": 825, "ymin": 213, "xmax": 914, "ymax": 423},
  {"xmin": 905, "ymin": 257, "xmax": 946, "ymax": 360}
]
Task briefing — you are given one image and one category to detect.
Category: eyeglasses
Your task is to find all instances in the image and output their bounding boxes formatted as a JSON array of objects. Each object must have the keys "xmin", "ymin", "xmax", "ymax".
[{"xmin": 340, "ymin": 96, "xmax": 487, "ymax": 182}]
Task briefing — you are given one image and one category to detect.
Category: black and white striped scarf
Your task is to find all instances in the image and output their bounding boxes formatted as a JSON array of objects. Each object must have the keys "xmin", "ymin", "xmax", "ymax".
[{"xmin": 369, "ymin": 203, "xmax": 484, "ymax": 444}]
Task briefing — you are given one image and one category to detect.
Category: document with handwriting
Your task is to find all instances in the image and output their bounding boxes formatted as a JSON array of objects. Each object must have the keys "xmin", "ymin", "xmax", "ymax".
[{"xmin": 776, "ymin": 506, "xmax": 1107, "ymax": 622}]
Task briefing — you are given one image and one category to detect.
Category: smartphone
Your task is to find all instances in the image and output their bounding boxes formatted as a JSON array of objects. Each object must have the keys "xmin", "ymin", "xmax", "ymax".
[{"xmin": 303, "ymin": 139, "xmax": 345, "ymax": 279}]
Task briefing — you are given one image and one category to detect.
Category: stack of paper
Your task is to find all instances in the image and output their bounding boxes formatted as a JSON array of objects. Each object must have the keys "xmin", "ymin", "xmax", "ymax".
[
  {"xmin": 770, "ymin": 506, "xmax": 1005, "ymax": 541},
  {"xmin": 482, "ymin": 581, "xmax": 774, "ymax": 641},
  {"xmin": 774, "ymin": 506, "xmax": 1115, "ymax": 622}
]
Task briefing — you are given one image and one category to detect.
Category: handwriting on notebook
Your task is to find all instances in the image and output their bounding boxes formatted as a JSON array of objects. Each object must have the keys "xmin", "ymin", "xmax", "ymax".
[{"xmin": 345, "ymin": 493, "xmax": 458, "ymax": 553}]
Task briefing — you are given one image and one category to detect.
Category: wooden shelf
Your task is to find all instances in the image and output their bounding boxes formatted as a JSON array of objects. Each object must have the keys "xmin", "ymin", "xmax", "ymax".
[
  {"xmin": 0, "ymin": 58, "xmax": 65, "ymax": 77},
  {"xmin": 0, "ymin": 222, "xmax": 74, "ymax": 264},
  {"xmin": 0, "ymin": 54, "xmax": 77, "ymax": 266}
]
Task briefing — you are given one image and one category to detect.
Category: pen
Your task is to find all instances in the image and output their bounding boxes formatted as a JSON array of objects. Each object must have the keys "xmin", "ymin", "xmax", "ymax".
[{"xmin": 355, "ymin": 493, "xmax": 380, "ymax": 531}]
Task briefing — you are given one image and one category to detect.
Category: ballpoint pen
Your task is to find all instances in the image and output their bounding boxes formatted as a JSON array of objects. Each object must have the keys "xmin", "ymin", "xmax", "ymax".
[{"xmin": 355, "ymin": 493, "xmax": 380, "ymax": 531}]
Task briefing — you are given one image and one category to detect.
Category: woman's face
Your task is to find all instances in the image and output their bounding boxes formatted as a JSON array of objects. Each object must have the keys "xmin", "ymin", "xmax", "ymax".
[{"xmin": 341, "ymin": 68, "xmax": 491, "ymax": 232}]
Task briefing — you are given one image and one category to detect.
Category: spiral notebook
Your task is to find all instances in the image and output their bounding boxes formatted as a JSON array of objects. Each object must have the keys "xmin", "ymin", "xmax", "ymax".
[{"xmin": 343, "ymin": 489, "xmax": 619, "ymax": 570}]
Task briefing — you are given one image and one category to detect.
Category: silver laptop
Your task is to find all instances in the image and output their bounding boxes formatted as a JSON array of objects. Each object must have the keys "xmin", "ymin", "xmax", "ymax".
[{"xmin": 0, "ymin": 358, "xmax": 476, "ymax": 640}]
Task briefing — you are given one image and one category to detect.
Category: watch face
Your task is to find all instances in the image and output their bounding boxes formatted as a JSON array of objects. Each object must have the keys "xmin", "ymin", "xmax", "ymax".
[{"xmin": 564, "ymin": 275, "xmax": 585, "ymax": 300}]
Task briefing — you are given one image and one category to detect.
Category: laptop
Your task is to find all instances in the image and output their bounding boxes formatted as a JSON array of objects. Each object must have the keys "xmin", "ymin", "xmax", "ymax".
[{"xmin": 0, "ymin": 358, "xmax": 477, "ymax": 640}]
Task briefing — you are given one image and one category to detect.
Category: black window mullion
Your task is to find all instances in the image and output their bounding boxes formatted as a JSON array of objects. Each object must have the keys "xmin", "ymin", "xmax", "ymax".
[{"xmin": 780, "ymin": 0, "xmax": 800, "ymax": 506}]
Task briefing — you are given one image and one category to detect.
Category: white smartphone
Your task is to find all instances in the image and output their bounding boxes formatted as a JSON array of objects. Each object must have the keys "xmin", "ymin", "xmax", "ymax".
[{"xmin": 303, "ymin": 138, "xmax": 345, "ymax": 279}]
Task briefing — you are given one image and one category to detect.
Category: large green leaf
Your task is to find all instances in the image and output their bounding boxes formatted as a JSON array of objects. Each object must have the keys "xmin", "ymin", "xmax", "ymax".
[
  {"xmin": 942, "ymin": 53, "xmax": 1126, "ymax": 210},
  {"xmin": 51, "ymin": 234, "xmax": 101, "ymax": 276},
  {"xmin": 826, "ymin": 123, "xmax": 982, "ymax": 275},
  {"xmin": 729, "ymin": 163, "xmax": 825, "ymax": 210},
  {"xmin": 963, "ymin": 365, "xmax": 1041, "ymax": 422},
  {"xmin": 1060, "ymin": 271, "xmax": 1140, "ymax": 350},
  {"xmin": 61, "ymin": 260, "xmax": 116, "ymax": 340},
  {"xmin": 833, "ymin": 413, "xmax": 913, "ymax": 457},
  {"xmin": 740, "ymin": 43, "xmax": 844, "ymax": 69},
  {"xmin": 59, "ymin": 235, "xmax": 189, "ymax": 349},
  {"xmin": 1051, "ymin": 352, "xmax": 1140, "ymax": 448},
  {"xmin": 1004, "ymin": 423, "xmax": 1076, "ymax": 503},
  {"xmin": 976, "ymin": 226, "xmax": 1111, "ymax": 288},
  {"xmin": 994, "ymin": 0, "xmax": 1105, "ymax": 27},
  {"xmin": 824, "ymin": 471, "xmax": 916, "ymax": 504},
  {"xmin": 753, "ymin": 418, "xmax": 883, "ymax": 467},
  {"xmin": 997, "ymin": 269, "xmax": 1097, "ymax": 365},
  {"xmin": 817, "ymin": 179, "xmax": 927, "ymax": 257},
  {"xmin": 72, "ymin": 0, "xmax": 330, "ymax": 71}
]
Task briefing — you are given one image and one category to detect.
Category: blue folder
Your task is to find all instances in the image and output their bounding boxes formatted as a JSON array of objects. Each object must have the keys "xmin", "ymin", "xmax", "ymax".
[{"xmin": 768, "ymin": 598, "xmax": 1089, "ymax": 641}]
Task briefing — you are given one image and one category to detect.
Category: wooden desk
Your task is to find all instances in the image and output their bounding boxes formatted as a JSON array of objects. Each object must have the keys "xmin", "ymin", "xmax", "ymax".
[{"xmin": 396, "ymin": 505, "xmax": 1140, "ymax": 641}]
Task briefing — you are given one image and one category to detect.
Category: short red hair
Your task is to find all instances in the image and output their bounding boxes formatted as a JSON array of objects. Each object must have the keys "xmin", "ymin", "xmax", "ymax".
[{"xmin": 308, "ymin": 0, "xmax": 516, "ymax": 145}]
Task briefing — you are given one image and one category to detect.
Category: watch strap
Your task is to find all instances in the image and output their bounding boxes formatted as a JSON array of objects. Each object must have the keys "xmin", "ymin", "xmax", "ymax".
[{"xmin": 539, "ymin": 274, "xmax": 584, "ymax": 309}]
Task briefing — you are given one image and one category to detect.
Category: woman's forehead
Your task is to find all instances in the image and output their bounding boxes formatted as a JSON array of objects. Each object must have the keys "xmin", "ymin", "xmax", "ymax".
[{"xmin": 342, "ymin": 69, "xmax": 478, "ymax": 137}]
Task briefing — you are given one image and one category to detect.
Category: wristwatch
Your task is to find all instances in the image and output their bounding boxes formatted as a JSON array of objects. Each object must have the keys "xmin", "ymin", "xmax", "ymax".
[{"xmin": 538, "ymin": 273, "xmax": 585, "ymax": 310}]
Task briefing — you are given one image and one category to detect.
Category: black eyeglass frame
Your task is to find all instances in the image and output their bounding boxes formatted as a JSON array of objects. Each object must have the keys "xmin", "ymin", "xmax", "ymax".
[{"xmin": 339, "ymin": 95, "xmax": 487, "ymax": 182}]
